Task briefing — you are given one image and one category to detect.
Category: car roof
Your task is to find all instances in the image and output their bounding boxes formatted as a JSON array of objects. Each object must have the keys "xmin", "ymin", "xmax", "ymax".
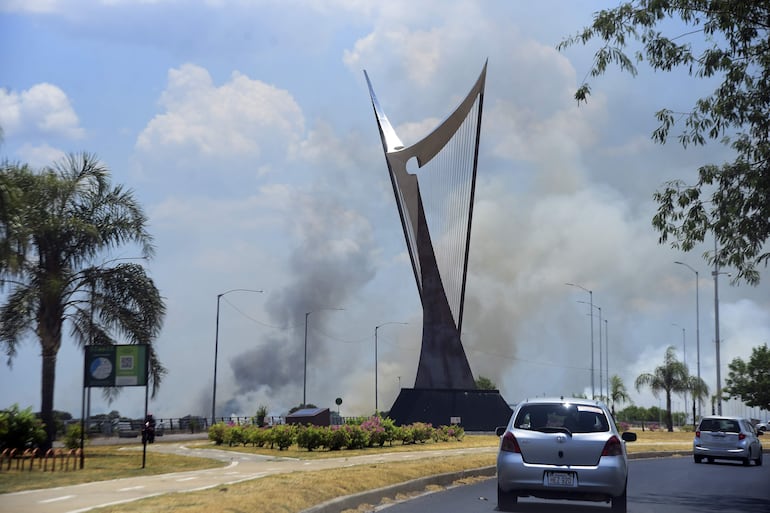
[
  {"xmin": 517, "ymin": 397, "xmax": 606, "ymax": 407},
  {"xmin": 699, "ymin": 415, "xmax": 747, "ymax": 421}
]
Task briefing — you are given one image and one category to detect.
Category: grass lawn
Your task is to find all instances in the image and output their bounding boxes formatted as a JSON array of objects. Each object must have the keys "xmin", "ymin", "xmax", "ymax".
[{"xmin": 0, "ymin": 430, "xmax": 696, "ymax": 512}]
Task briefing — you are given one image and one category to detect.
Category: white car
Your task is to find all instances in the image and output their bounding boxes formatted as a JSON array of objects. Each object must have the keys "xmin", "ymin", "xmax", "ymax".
[
  {"xmin": 694, "ymin": 416, "xmax": 763, "ymax": 465},
  {"xmin": 496, "ymin": 397, "xmax": 636, "ymax": 512}
]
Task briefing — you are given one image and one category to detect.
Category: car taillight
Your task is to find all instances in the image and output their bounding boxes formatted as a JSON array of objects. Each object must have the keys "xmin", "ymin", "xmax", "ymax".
[
  {"xmin": 695, "ymin": 431, "xmax": 700, "ymax": 437},
  {"xmin": 738, "ymin": 433, "xmax": 746, "ymax": 440},
  {"xmin": 501, "ymin": 431, "xmax": 521, "ymax": 453},
  {"xmin": 601, "ymin": 435, "xmax": 623, "ymax": 456}
]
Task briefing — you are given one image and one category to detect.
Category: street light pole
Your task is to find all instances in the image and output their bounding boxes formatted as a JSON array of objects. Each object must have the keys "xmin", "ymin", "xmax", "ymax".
[
  {"xmin": 303, "ymin": 308, "xmax": 343, "ymax": 406},
  {"xmin": 212, "ymin": 288, "xmax": 263, "ymax": 426},
  {"xmin": 572, "ymin": 287, "xmax": 596, "ymax": 399},
  {"xmin": 672, "ymin": 323, "xmax": 687, "ymax": 423},
  {"xmin": 712, "ymin": 238, "xmax": 723, "ymax": 415},
  {"xmin": 675, "ymin": 261, "xmax": 701, "ymax": 419},
  {"xmin": 374, "ymin": 322, "xmax": 407, "ymax": 414},
  {"xmin": 604, "ymin": 318, "xmax": 609, "ymax": 403}
]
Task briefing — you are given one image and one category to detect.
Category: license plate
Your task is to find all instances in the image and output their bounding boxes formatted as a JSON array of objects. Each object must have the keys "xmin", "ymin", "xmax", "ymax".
[{"xmin": 545, "ymin": 471, "xmax": 576, "ymax": 487}]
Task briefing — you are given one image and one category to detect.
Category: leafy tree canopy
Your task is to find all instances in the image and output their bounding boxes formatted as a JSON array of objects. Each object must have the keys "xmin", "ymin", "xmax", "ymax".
[
  {"xmin": 475, "ymin": 375, "xmax": 497, "ymax": 390},
  {"xmin": 723, "ymin": 343, "xmax": 770, "ymax": 410},
  {"xmin": 559, "ymin": 0, "xmax": 770, "ymax": 284}
]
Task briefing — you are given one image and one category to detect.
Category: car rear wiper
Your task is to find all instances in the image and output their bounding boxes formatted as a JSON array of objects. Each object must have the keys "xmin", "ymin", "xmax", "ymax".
[{"xmin": 536, "ymin": 426, "xmax": 573, "ymax": 436}]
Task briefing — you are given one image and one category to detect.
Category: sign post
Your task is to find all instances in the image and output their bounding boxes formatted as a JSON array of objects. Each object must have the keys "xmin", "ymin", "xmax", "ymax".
[{"xmin": 83, "ymin": 344, "xmax": 149, "ymax": 467}]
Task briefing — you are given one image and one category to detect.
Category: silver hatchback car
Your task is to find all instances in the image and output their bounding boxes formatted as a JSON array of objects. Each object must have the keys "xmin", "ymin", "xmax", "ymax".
[
  {"xmin": 496, "ymin": 398, "xmax": 636, "ymax": 512},
  {"xmin": 693, "ymin": 416, "xmax": 763, "ymax": 465}
]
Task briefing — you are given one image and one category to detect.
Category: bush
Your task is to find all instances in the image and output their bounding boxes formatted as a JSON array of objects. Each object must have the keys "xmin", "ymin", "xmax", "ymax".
[
  {"xmin": 0, "ymin": 404, "xmax": 46, "ymax": 451},
  {"xmin": 327, "ymin": 425, "xmax": 351, "ymax": 450},
  {"xmin": 269, "ymin": 424, "xmax": 296, "ymax": 450},
  {"xmin": 208, "ymin": 422, "xmax": 227, "ymax": 445},
  {"xmin": 346, "ymin": 424, "xmax": 369, "ymax": 449},
  {"xmin": 411, "ymin": 422, "xmax": 433, "ymax": 443},
  {"xmin": 229, "ymin": 425, "xmax": 247, "ymax": 446},
  {"xmin": 296, "ymin": 425, "xmax": 327, "ymax": 451},
  {"xmin": 360, "ymin": 416, "xmax": 387, "ymax": 447},
  {"xmin": 447, "ymin": 425, "xmax": 465, "ymax": 441},
  {"xmin": 246, "ymin": 426, "xmax": 269, "ymax": 447},
  {"xmin": 63, "ymin": 423, "xmax": 86, "ymax": 450}
]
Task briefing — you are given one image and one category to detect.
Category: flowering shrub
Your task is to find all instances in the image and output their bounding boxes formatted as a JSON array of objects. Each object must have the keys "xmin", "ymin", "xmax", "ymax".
[
  {"xmin": 346, "ymin": 424, "xmax": 369, "ymax": 449},
  {"xmin": 619, "ymin": 422, "xmax": 630, "ymax": 432},
  {"xmin": 361, "ymin": 416, "xmax": 388, "ymax": 447},
  {"xmin": 411, "ymin": 422, "xmax": 433, "ymax": 443},
  {"xmin": 447, "ymin": 425, "xmax": 464, "ymax": 441},
  {"xmin": 648, "ymin": 423, "xmax": 659, "ymax": 432},
  {"xmin": 327, "ymin": 425, "xmax": 351, "ymax": 450}
]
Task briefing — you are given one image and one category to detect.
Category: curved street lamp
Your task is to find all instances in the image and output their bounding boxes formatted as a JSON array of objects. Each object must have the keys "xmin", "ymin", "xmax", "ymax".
[
  {"xmin": 374, "ymin": 322, "xmax": 408, "ymax": 413},
  {"xmin": 212, "ymin": 288, "xmax": 263, "ymax": 425}
]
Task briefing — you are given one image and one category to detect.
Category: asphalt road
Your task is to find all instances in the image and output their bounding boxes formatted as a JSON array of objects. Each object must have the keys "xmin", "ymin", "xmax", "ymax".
[{"xmin": 374, "ymin": 456, "xmax": 770, "ymax": 513}]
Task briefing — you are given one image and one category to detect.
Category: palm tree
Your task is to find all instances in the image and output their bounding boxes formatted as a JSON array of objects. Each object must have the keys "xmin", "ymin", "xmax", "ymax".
[
  {"xmin": 0, "ymin": 154, "xmax": 166, "ymax": 450},
  {"xmin": 635, "ymin": 346, "xmax": 689, "ymax": 432},
  {"xmin": 609, "ymin": 375, "xmax": 631, "ymax": 416},
  {"xmin": 687, "ymin": 375, "xmax": 709, "ymax": 429}
]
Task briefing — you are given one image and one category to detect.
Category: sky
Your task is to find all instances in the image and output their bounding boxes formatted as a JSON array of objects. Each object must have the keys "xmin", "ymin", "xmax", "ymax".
[{"xmin": 1, "ymin": 0, "xmax": 768, "ymax": 424}]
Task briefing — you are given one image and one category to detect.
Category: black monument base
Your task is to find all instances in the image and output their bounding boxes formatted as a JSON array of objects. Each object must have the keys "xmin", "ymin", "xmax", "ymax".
[{"xmin": 388, "ymin": 388, "xmax": 513, "ymax": 432}]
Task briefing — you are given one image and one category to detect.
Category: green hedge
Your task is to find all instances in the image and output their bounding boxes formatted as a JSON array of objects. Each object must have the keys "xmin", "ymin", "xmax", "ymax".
[{"xmin": 208, "ymin": 416, "xmax": 465, "ymax": 452}]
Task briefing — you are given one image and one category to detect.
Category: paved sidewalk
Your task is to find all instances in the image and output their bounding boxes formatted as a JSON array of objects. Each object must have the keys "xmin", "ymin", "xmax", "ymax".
[{"xmin": 1, "ymin": 436, "xmax": 497, "ymax": 513}]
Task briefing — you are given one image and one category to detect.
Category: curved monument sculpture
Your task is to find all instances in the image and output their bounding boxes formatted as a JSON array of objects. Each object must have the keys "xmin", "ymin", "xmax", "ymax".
[{"xmin": 365, "ymin": 63, "xmax": 512, "ymax": 429}]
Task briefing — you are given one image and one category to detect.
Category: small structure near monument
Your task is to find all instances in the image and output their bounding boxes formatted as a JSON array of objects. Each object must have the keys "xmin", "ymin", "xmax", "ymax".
[{"xmin": 286, "ymin": 407, "xmax": 331, "ymax": 426}]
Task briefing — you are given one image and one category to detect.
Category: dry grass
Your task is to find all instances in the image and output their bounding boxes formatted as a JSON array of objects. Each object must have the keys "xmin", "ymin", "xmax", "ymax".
[
  {"xmin": 0, "ymin": 444, "xmax": 222, "ymax": 494},
  {"xmin": 0, "ymin": 430, "xmax": 695, "ymax": 512},
  {"xmin": 91, "ymin": 452, "xmax": 496, "ymax": 513}
]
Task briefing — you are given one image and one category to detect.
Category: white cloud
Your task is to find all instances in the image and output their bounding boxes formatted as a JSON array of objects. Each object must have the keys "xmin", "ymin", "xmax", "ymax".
[
  {"xmin": 0, "ymin": 84, "xmax": 84, "ymax": 139},
  {"xmin": 15, "ymin": 143, "xmax": 67, "ymax": 167},
  {"xmin": 136, "ymin": 64, "xmax": 304, "ymax": 159}
]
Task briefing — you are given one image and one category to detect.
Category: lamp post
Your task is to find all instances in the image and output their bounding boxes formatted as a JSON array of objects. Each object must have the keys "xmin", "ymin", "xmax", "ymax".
[
  {"xmin": 604, "ymin": 318, "xmax": 609, "ymax": 403},
  {"xmin": 576, "ymin": 297, "xmax": 600, "ymax": 399},
  {"xmin": 675, "ymin": 260, "xmax": 701, "ymax": 419},
  {"xmin": 567, "ymin": 283, "xmax": 595, "ymax": 399},
  {"xmin": 672, "ymin": 323, "xmax": 688, "ymax": 423},
  {"xmin": 712, "ymin": 238, "xmax": 724, "ymax": 415},
  {"xmin": 374, "ymin": 322, "xmax": 407, "ymax": 413},
  {"xmin": 303, "ymin": 308, "xmax": 344, "ymax": 406},
  {"xmin": 212, "ymin": 288, "xmax": 263, "ymax": 426}
]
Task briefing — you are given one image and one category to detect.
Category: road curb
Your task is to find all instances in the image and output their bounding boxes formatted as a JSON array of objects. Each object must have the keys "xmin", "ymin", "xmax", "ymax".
[{"xmin": 301, "ymin": 466, "xmax": 497, "ymax": 513}]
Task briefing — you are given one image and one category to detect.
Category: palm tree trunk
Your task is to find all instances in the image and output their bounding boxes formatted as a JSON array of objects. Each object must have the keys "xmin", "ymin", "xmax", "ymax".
[
  {"xmin": 665, "ymin": 391, "xmax": 673, "ymax": 432},
  {"xmin": 40, "ymin": 348, "xmax": 57, "ymax": 451}
]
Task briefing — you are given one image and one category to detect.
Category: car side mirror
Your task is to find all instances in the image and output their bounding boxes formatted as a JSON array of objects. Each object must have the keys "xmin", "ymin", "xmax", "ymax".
[
  {"xmin": 621, "ymin": 431, "xmax": 637, "ymax": 442},
  {"xmin": 495, "ymin": 426, "xmax": 507, "ymax": 437},
  {"xmin": 757, "ymin": 431, "xmax": 764, "ymax": 436}
]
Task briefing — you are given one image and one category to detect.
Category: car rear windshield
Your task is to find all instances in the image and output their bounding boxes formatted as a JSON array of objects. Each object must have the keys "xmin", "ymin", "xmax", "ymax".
[
  {"xmin": 514, "ymin": 403, "xmax": 609, "ymax": 433},
  {"xmin": 699, "ymin": 418, "xmax": 741, "ymax": 433}
]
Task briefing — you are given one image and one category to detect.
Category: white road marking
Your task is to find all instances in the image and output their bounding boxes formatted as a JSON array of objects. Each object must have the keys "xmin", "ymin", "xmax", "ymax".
[
  {"xmin": 39, "ymin": 495, "xmax": 74, "ymax": 503},
  {"xmin": 118, "ymin": 486, "xmax": 145, "ymax": 492},
  {"xmin": 176, "ymin": 477, "xmax": 197, "ymax": 482}
]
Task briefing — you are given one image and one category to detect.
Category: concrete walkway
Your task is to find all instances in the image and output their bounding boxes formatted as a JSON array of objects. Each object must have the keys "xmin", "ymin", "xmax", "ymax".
[{"xmin": 1, "ymin": 435, "xmax": 498, "ymax": 513}]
